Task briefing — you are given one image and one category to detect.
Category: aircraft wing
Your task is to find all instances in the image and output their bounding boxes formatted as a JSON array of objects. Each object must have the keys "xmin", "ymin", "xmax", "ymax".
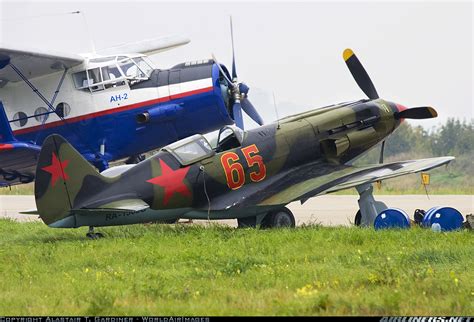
[
  {"xmin": 0, "ymin": 44, "xmax": 84, "ymax": 83},
  {"xmin": 96, "ymin": 35, "xmax": 190, "ymax": 56},
  {"xmin": 256, "ymin": 157, "xmax": 454, "ymax": 207}
]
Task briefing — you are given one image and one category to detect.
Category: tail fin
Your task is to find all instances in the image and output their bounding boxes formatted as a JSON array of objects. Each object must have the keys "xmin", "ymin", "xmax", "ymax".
[
  {"xmin": 35, "ymin": 134, "xmax": 104, "ymax": 226},
  {"xmin": 0, "ymin": 101, "xmax": 14, "ymax": 142}
]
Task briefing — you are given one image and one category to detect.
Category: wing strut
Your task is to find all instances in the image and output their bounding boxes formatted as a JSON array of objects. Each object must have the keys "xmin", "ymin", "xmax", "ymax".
[
  {"xmin": 34, "ymin": 67, "xmax": 68, "ymax": 144},
  {"xmin": 9, "ymin": 63, "xmax": 66, "ymax": 121},
  {"xmin": 7, "ymin": 62, "xmax": 101, "ymax": 160}
]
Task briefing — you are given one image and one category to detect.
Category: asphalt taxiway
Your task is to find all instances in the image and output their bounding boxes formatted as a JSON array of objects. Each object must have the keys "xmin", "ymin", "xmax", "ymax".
[{"xmin": 0, "ymin": 194, "xmax": 472, "ymax": 227}]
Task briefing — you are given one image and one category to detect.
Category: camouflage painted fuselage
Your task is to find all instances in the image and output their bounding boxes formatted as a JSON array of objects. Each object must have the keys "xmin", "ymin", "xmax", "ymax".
[{"xmin": 35, "ymin": 98, "xmax": 404, "ymax": 228}]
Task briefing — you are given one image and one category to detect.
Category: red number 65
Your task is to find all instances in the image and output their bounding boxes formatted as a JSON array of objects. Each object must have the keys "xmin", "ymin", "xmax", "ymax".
[{"xmin": 220, "ymin": 144, "xmax": 267, "ymax": 190}]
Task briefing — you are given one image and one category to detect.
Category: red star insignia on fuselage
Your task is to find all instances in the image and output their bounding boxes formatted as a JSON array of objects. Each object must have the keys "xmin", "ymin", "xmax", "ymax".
[
  {"xmin": 41, "ymin": 152, "xmax": 70, "ymax": 187},
  {"xmin": 146, "ymin": 159, "xmax": 191, "ymax": 206}
]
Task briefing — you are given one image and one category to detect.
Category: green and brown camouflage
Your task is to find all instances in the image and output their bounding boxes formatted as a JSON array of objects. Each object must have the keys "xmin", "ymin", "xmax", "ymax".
[{"xmin": 34, "ymin": 49, "xmax": 452, "ymax": 229}]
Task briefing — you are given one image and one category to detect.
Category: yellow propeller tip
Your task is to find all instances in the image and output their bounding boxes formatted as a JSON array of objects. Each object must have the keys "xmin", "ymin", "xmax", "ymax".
[
  {"xmin": 428, "ymin": 107, "xmax": 438, "ymax": 118},
  {"xmin": 343, "ymin": 48, "xmax": 354, "ymax": 61}
]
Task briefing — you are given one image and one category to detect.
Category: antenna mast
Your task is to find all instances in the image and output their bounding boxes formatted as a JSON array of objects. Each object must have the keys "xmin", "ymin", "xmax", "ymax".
[{"xmin": 273, "ymin": 92, "xmax": 280, "ymax": 129}]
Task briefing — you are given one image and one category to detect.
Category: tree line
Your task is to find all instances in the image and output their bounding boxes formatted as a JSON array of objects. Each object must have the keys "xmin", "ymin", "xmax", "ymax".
[{"xmin": 386, "ymin": 118, "xmax": 474, "ymax": 157}]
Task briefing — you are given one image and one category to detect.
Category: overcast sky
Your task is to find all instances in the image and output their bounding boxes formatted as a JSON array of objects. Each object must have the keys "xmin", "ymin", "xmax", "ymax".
[{"xmin": 1, "ymin": 0, "xmax": 472, "ymax": 129}]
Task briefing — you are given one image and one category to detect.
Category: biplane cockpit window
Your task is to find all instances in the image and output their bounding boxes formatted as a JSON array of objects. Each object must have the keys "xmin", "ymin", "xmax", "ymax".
[
  {"xmin": 87, "ymin": 68, "xmax": 104, "ymax": 91},
  {"xmin": 132, "ymin": 57, "xmax": 153, "ymax": 77},
  {"xmin": 72, "ymin": 55, "xmax": 155, "ymax": 92},
  {"xmin": 72, "ymin": 71, "xmax": 88, "ymax": 89}
]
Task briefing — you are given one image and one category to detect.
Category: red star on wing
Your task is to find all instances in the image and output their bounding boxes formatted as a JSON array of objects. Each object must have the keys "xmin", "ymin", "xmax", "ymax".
[
  {"xmin": 146, "ymin": 159, "xmax": 191, "ymax": 206},
  {"xmin": 41, "ymin": 152, "xmax": 70, "ymax": 187}
]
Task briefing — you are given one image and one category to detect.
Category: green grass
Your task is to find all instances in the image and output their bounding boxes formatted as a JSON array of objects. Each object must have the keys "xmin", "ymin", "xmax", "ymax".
[{"xmin": 0, "ymin": 220, "xmax": 472, "ymax": 316}]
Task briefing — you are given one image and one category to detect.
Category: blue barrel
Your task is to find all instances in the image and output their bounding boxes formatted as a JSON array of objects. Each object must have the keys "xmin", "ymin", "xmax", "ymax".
[
  {"xmin": 374, "ymin": 208, "xmax": 411, "ymax": 230},
  {"xmin": 422, "ymin": 207, "xmax": 464, "ymax": 231},
  {"xmin": 422, "ymin": 206, "xmax": 440, "ymax": 227}
]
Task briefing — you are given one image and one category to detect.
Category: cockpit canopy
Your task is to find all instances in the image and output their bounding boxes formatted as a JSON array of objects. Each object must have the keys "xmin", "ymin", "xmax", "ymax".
[
  {"xmin": 164, "ymin": 134, "xmax": 215, "ymax": 166},
  {"xmin": 72, "ymin": 54, "xmax": 154, "ymax": 92},
  {"xmin": 163, "ymin": 126, "xmax": 245, "ymax": 166},
  {"xmin": 215, "ymin": 125, "xmax": 244, "ymax": 152}
]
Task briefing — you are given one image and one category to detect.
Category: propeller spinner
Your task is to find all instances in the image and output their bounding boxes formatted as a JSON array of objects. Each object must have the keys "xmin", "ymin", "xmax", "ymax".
[{"xmin": 212, "ymin": 17, "xmax": 264, "ymax": 129}]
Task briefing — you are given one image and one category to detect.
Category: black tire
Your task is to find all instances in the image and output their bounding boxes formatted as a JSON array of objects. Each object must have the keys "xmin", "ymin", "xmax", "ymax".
[
  {"xmin": 354, "ymin": 210, "xmax": 361, "ymax": 226},
  {"xmin": 262, "ymin": 207, "xmax": 295, "ymax": 228},
  {"xmin": 86, "ymin": 232, "xmax": 104, "ymax": 239}
]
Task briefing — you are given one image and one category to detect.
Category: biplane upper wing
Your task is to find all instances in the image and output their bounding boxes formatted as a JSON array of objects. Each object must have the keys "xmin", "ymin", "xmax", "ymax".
[
  {"xmin": 244, "ymin": 157, "xmax": 455, "ymax": 208},
  {"xmin": 96, "ymin": 35, "xmax": 190, "ymax": 56},
  {"xmin": 0, "ymin": 44, "xmax": 84, "ymax": 83}
]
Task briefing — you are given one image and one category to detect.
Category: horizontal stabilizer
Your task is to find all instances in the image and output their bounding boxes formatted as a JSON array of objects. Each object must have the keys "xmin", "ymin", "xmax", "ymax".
[
  {"xmin": 19, "ymin": 209, "xmax": 39, "ymax": 215},
  {"xmin": 74, "ymin": 199, "xmax": 150, "ymax": 214}
]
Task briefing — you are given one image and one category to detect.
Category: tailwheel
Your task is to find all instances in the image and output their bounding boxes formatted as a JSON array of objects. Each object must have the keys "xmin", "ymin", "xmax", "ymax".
[
  {"xmin": 86, "ymin": 226, "xmax": 104, "ymax": 239},
  {"xmin": 262, "ymin": 207, "xmax": 296, "ymax": 228},
  {"xmin": 354, "ymin": 210, "xmax": 361, "ymax": 226}
]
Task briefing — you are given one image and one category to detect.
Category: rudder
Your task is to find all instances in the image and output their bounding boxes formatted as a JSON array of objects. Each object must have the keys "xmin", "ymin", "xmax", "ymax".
[{"xmin": 35, "ymin": 134, "xmax": 104, "ymax": 226}]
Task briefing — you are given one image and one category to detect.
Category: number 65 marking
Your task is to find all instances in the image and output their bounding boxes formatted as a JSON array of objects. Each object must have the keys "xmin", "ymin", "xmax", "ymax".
[{"xmin": 220, "ymin": 144, "xmax": 267, "ymax": 190}]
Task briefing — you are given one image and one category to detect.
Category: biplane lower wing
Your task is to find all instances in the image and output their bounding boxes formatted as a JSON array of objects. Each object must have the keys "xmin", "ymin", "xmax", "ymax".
[{"xmin": 0, "ymin": 101, "xmax": 40, "ymax": 186}]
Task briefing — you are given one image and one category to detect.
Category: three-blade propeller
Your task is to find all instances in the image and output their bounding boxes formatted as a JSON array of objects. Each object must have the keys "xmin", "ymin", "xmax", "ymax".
[{"xmin": 212, "ymin": 17, "xmax": 264, "ymax": 129}]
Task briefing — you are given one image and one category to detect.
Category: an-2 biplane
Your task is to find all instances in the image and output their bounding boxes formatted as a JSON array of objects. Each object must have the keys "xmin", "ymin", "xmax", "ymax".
[{"xmin": 0, "ymin": 21, "xmax": 264, "ymax": 187}]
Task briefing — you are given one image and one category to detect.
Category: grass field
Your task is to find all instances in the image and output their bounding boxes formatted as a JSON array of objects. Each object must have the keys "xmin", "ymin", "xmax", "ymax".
[{"xmin": 0, "ymin": 220, "xmax": 472, "ymax": 316}]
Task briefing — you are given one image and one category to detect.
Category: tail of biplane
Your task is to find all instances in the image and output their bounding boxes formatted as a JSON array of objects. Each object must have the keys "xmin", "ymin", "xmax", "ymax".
[
  {"xmin": 0, "ymin": 102, "xmax": 41, "ymax": 185},
  {"xmin": 0, "ymin": 101, "xmax": 14, "ymax": 143},
  {"xmin": 34, "ymin": 134, "xmax": 105, "ymax": 226}
]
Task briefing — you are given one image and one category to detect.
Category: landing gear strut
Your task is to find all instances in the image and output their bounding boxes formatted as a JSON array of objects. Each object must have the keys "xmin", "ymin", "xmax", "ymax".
[
  {"xmin": 355, "ymin": 184, "xmax": 387, "ymax": 227},
  {"xmin": 86, "ymin": 226, "xmax": 104, "ymax": 239}
]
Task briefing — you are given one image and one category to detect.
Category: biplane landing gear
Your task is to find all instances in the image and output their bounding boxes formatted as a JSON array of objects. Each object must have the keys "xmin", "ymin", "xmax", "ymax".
[
  {"xmin": 86, "ymin": 226, "xmax": 104, "ymax": 239},
  {"xmin": 261, "ymin": 207, "xmax": 296, "ymax": 228},
  {"xmin": 354, "ymin": 210, "xmax": 362, "ymax": 226},
  {"xmin": 355, "ymin": 184, "xmax": 387, "ymax": 227}
]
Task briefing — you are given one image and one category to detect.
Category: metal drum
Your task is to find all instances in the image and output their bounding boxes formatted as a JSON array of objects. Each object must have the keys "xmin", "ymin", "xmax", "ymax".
[
  {"xmin": 374, "ymin": 208, "xmax": 411, "ymax": 230},
  {"xmin": 422, "ymin": 206, "xmax": 464, "ymax": 231}
]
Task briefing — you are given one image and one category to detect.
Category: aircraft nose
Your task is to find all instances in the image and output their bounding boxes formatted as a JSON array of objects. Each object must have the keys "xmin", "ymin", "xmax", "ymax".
[{"xmin": 395, "ymin": 103, "xmax": 407, "ymax": 113}]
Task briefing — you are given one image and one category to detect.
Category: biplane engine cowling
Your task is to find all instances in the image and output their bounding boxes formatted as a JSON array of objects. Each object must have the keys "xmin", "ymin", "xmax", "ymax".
[{"xmin": 136, "ymin": 104, "xmax": 183, "ymax": 124}]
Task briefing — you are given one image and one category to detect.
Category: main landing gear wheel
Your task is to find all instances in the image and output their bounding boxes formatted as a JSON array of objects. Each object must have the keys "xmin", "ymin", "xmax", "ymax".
[
  {"xmin": 86, "ymin": 226, "xmax": 104, "ymax": 239},
  {"xmin": 262, "ymin": 207, "xmax": 296, "ymax": 228},
  {"xmin": 354, "ymin": 210, "xmax": 362, "ymax": 226}
]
